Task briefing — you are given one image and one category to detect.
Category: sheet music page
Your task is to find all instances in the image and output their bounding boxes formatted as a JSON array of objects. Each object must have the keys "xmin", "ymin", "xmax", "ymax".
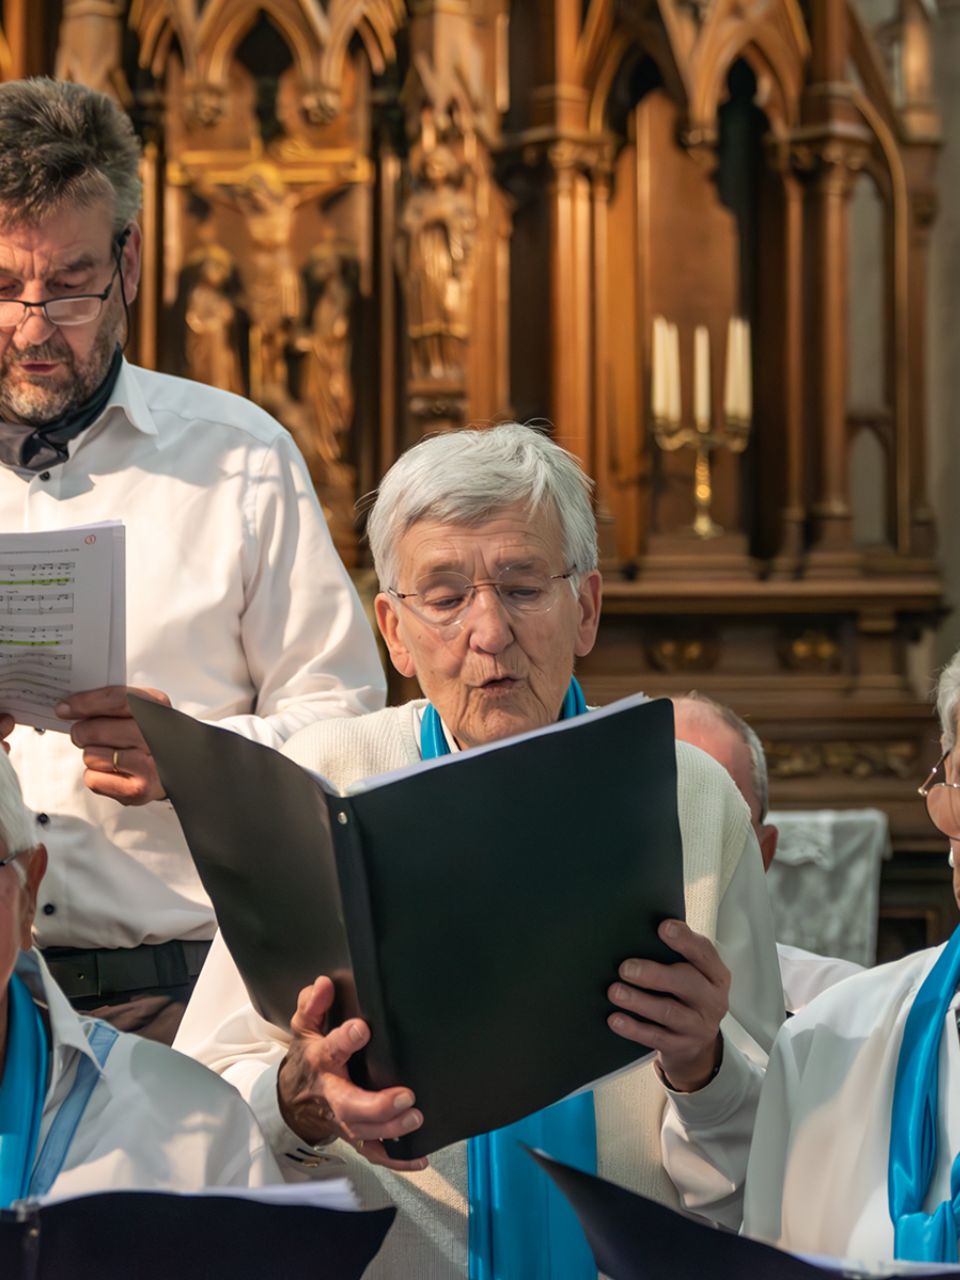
[{"xmin": 0, "ymin": 522, "xmax": 125, "ymax": 732}]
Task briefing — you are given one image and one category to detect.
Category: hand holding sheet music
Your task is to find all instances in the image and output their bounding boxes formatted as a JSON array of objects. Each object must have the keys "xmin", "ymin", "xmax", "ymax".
[{"xmin": 55, "ymin": 682, "xmax": 170, "ymax": 806}]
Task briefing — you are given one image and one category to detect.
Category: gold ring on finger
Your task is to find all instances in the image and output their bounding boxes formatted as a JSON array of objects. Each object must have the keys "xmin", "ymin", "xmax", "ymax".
[
  {"xmin": 112, "ymin": 748, "xmax": 123, "ymax": 773},
  {"xmin": 355, "ymin": 1138, "xmax": 365, "ymax": 1153}
]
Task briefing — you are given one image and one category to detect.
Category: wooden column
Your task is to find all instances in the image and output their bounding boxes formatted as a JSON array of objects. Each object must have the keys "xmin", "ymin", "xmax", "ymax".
[
  {"xmin": 530, "ymin": 0, "xmax": 581, "ymax": 130},
  {"xmin": 808, "ymin": 142, "xmax": 859, "ymax": 557},
  {"xmin": 899, "ymin": 1, "xmax": 942, "ymax": 561},
  {"xmin": 548, "ymin": 147, "xmax": 578, "ymax": 440},
  {"xmin": 528, "ymin": 0, "xmax": 594, "ymax": 470},
  {"xmin": 800, "ymin": 0, "xmax": 870, "ymax": 572},
  {"xmin": 904, "ymin": 183, "xmax": 939, "ymax": 559},
  {"xmin": 398, "ymin": 0, "xmax": 480, "ymax": 439},
  {"xmin": 2, "ymin": 0, "xmax": 47, "ymax": 79},
  {"xmin": 769, "ymin": 143, "xmax": 806, "ymax": 573},
  {"xmin": 591, "ymin": 159, "xmax": 617, "ymax": 564}
]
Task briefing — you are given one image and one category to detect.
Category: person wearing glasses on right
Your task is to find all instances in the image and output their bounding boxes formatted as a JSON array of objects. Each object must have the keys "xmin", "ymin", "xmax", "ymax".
[{"xmin": 739, "ymin": 646, "xmax": 960, "ymax": 1265}]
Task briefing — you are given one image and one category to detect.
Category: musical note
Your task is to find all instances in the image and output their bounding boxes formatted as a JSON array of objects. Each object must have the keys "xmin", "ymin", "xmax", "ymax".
[{"xmin": 0, "ymin": 591, "xmax": 74, "ymax": 615}]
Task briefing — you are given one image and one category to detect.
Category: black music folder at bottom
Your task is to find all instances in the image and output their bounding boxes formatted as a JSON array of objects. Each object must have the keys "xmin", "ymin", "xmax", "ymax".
[
  {"xmin": 132, "ymin": 692, "xmax": 686, "ymax": 1160},
  {"xmin": 0, "ymin": 1192, "xmax": 395, "ymax": 1280},
  {"xmin": 528, "ymin": 1149, "xmax": 959, "ymax": 1280}
]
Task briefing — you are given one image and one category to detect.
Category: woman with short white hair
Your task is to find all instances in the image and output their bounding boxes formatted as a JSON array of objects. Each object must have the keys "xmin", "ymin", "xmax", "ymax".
[
  {"xmin": 0, "ymin": 748, "xmax": 280, "ymax": 1206},
  {"xmin": 178, "ymin": 422, "xmax": 784, "ymax": 1279}
]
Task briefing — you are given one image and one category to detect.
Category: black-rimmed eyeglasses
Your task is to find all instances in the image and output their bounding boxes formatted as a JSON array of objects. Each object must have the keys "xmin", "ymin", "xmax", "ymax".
[
  {"xmin": 918, "ymin": 749, "xmax": 960, "ymax": 839},
  {"xmin": 0, "ymin": 229, "xmax": 129, "ymax": 331},
  {"xmin": 387, "ymin": 566, "xmax": 578, "ymax": 632}
]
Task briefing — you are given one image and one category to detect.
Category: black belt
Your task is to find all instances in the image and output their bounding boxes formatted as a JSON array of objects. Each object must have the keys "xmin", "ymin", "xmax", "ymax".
[{"xmin": 42, "ymin": 939, "xmax": 211, "ymax": 1001}]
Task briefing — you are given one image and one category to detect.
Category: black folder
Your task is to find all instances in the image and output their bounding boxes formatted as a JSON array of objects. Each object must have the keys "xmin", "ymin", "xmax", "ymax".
[
  {"xmin": 0, "ymin": 1192, "xmax": 394, "ymax": 1280},
  {"xmin": 132, "ymin": 693, "xmax": 685, "ymax": 1159},
  {"xmin": 528, "ymin": 1150, "xmax": 951, "ymax": 1280}
]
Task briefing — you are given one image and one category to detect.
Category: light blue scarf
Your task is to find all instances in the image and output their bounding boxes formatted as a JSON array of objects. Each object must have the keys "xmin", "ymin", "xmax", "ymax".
[
  {"xmin": 889, "ymin": 924, "xmax": 960, "ymax": 1261},
  {"xmin": 420, "ymin": 678, "xmax": 597, "ymax": 1280},
  {"xmin": 0, "ymin": 972, "xmax": 48, "ymax": 1209}
]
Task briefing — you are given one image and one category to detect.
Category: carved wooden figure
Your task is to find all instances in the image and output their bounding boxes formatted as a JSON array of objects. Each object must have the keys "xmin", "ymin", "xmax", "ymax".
[
  {"xmin": 296, "ymin": 246, "xmax": 356, "ymax": 466},
  {"xmin": 183, "ymin": 246, "xmax": 245, "ymax": 397},
  {"xmin": 25, "ymin": 0, "xmax": 949, "ymax": 955}
]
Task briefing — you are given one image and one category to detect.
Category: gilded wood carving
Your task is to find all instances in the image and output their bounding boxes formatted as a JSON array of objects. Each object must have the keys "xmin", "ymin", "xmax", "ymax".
[{"xmin": 29, "ymin": 0, "xmax": 947, "ymax": 897}]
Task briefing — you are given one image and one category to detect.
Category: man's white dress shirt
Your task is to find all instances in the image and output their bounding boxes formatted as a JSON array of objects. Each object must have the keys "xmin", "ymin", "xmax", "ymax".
[
  {"xmin": 742, "ymin": 944, "xmax": 960, "ymax": 1260},
  {"xmin": 15, "ymin": 947, "xmax": 280, "ymax": 1195},
  {"xmin": 0, "ymin": 361, "xmax": 385, "ymax": 948}
]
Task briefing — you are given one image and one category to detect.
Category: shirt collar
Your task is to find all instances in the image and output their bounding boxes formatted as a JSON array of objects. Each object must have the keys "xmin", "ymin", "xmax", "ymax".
[
  {"xmin": 15, "ymin": 947, "xmax": 111, "ymax": 1080},
  {"xmin": 94, "ymin": 358, "xmax": 158, "ymax": 440}
]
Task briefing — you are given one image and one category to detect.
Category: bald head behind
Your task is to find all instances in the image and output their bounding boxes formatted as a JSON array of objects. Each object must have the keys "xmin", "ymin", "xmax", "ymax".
[{"xmin": 672, "ymin": 694, "xmax": 778, "ymax": 870}]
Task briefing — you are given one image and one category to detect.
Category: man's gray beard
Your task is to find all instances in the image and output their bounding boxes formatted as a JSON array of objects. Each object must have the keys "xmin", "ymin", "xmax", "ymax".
[{"xmin": 0, "ymin": 302, "xmax": 122, "ymax": 425}]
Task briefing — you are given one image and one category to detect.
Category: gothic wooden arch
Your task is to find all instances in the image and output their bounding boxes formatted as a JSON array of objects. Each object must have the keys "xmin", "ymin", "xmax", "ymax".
[
  {"xmin": 580, "ymin": 0, "xmax": 688, "ymax": 137},
  {"xmin": 130, "ymin": 0, "xmax": 403, "ymax": 121},
  {"xmin": 686, "ymin": 9, "xmax": 809, "ymax": 138}
]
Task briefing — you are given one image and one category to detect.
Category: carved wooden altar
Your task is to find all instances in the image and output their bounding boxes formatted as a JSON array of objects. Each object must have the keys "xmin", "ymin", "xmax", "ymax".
[{"xmin": 5, "ymin": 0, "xmax": 949, "ymax": 956}]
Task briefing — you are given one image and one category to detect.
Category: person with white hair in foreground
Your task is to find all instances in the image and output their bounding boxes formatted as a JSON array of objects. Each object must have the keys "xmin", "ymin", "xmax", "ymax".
[
  {"xmin": 737, "ymin": 646, "xmax": 960, "ymax": 1264},
  {"xmin": 0, "ymin": 747, "xmax": 281, "ymax": 1206},
  {"xmin": 176, "ymin": 421, "xmax": 785, "ymax": 1278}
]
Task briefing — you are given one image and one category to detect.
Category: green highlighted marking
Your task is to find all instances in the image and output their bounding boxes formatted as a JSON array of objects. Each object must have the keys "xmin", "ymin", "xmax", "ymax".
[
  {"xmin": 0, "ymin": 640, "xmax": 61, "ymax": 647},
  {"xmin": 0, "ymin": 578, "xmax": 71, "ymax": 586}
]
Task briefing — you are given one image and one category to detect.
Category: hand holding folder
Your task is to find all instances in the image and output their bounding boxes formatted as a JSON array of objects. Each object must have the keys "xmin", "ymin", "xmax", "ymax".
[
  {"xmin": 276, "ymin": 974, "xmax": 428, "ymax": 1173},
  {"xmin": 133, "ymin": 692, "xmax": 689, "ymax": 1158}
]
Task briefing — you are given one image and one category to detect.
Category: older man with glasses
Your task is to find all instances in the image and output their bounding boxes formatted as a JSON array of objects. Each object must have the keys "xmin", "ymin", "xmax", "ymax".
[
  {"xmin": 177, "ymin": 421, "xmax": 784, "ymax": 1280},
  {"xmin": 711, "ymin": 645, "xmax": 960, "ymax": 1265},
  {"xmin": 0, "ymin": 78, "xmax": 384, "ymax": 1044}
]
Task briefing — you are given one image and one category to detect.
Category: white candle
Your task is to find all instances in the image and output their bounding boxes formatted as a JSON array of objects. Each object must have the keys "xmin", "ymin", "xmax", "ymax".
[
  {"xmin": 694, "ymin": 325, "xmax": 710, "ymax": 431},
  {"xmin": 740, "ymin": 319, "xmax": 752, "ymax": 421},
  {"xmin": 724, "ymin": 317, "xmax": 738, "ymax": 422},
  {"xmin": 652, "ymin": 316, "xmax": 666, "ymax": 420},
  {"xmin": 667, "ymin": 323, "xmax": 681, "ymax": 424}
]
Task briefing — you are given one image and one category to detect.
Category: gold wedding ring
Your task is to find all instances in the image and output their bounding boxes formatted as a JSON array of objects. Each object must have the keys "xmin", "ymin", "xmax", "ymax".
[
  {"xmin": 112, "ymin": 748, "xmax": 122, "ymax": 773},
  {"xmin": 355, "ymin": 1139, "xmax": 365, "ymax": 1153}
]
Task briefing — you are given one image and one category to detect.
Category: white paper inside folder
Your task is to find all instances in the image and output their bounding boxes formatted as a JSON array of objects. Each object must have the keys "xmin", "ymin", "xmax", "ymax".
[{"xmin": 35, "ymin": 1177, "xmax": 361, "ymax": 1213}]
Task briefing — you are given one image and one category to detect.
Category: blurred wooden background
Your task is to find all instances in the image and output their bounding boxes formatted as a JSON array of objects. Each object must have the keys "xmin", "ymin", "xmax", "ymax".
[{"xmin": 5, "ymin": 0, "xmax": 954, "ymax": 957}]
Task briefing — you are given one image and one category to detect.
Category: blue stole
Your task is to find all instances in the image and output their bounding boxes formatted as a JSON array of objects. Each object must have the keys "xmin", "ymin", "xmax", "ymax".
[
  {"xmin": 0, "ymin": 973, "xmax": 48, "ymax": 1209},
  {"xmin": 889, "ymin": 924, "xmax": 960, "ymax": 1261},
  {"xmin": 420, "ymin": 678, "xmax": 598, "ymax": 1280}
]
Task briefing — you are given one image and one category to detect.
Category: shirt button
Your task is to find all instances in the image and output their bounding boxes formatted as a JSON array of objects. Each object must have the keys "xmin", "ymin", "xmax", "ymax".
[
  {"xmin": 39, "ymin": 471, "xmax": 50, "ymax": 482},
  {"xmin": 42, "ymin": 902, "xmax": 56, "ymax": 915},
  {"xmin": 36, "ymin": 812, "xmax": 49, "ymax": 825}
]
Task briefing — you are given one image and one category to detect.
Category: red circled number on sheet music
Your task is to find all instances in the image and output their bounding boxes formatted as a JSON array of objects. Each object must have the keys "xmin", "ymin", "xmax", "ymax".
[{"xmin": 84, "ymin": 535, "xmax": 96, "ymax": 544}]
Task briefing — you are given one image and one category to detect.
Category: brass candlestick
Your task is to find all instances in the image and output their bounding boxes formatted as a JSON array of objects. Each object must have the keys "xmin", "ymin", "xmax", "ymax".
[
  {"xmin": 650, "ymin": 317, "xmax": 752, "ymax": 540},
  {"xmin": 653, "ymin": 414, "xmax": 752, "ymax": 540}
]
